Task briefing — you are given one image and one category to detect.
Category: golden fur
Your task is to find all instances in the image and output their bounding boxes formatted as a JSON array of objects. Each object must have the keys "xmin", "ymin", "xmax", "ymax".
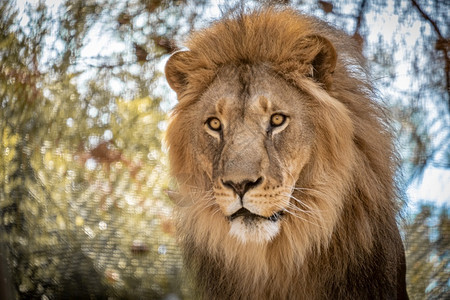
[{"xmin": 165, "ymin": 8, "xmax": 408, "ymax": 299}]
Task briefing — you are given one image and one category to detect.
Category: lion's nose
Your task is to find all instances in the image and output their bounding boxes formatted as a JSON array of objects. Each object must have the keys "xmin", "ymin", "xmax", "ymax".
[{"xmin": 222, "ymin": 177, "xmax": 263, "ymax": 199}]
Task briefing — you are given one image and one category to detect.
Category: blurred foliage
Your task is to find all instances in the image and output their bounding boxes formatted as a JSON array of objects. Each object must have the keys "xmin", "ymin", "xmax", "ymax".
[
  {"xmin": 0, "ymin": 0, "xmax": 208, "ymax": 298},
  {"xmin": 0, "ymin": 0, "xmax": 448, "ymax": 299},
  {"xmin": 404, "ymin": 204, "xmax": 449, "ymax": 300}
]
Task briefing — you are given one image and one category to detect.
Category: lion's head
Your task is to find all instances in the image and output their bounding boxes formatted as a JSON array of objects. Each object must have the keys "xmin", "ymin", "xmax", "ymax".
[{"xmin": 165, "ymin": 8, "xmax": 407, "ymax": 299}]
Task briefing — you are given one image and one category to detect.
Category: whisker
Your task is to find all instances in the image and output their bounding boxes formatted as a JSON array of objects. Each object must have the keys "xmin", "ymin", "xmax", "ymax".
[
  {"xmin": 291, "ymin": 186, "xmax": 329, "ymax": 198},
  {"xmin": 285, "ymin": 201, "xmax": 321, "ymax": 217},
  {"xmin": 285, "ymin": 203, "xmax": 323, "ymax": 224},
  {"xmin": 282, "ymin": 192, "xmax": 323, "ymax": 214},
  {"xmin": 211, "ymin": 207, "xmax": 222, "ymax": 218},
  {"xmin": 191, "ymin": 192, "xmax": 217, "ymax": 218},
  {"xmin": 272, "ymin": 203, "xmax": 326, "ymax": 230}
]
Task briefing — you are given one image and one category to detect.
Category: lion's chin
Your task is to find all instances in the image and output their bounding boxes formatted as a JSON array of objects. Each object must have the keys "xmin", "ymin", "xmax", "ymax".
[{"xmin": 229, "ymin": 216, "xmax": 281, "ymax": 244}]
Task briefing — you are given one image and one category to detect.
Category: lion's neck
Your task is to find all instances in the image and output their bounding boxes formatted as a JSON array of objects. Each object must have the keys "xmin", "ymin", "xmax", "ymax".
[
  {"xmin": 178, "ymin": 211, "xmax": 321, "ymax": 299},
  {"xmin": 181, "ymin": 236, "xmax": 313, "ymax": 299}
]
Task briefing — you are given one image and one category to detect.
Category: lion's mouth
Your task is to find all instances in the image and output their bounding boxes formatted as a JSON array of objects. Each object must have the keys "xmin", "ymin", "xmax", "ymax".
[{"xmin": 228, "ymin": 208, "xmax": 284, "ymax": 222}]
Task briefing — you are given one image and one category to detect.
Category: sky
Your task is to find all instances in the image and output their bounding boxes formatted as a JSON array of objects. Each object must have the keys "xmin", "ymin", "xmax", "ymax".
[
  {"xmin": 14, "ymin": 0, "xmax": 449, "ymax": 213},
  {"xmin": 407, "ymin": 167, "xmax": 449, "ymax": 211}
]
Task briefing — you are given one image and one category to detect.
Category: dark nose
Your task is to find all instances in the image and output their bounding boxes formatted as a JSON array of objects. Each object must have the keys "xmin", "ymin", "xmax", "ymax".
[{"xmin": 222, "ymin": 177, "xmax": 263, "ymax": 199}]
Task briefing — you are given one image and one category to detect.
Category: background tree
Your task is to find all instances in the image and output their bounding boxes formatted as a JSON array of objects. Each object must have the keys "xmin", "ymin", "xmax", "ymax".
[
  {"xmin": 1, "ymin": 0, "xmax": 448, "ymax": 299},
  {"xmin": 0, "ymin": 0, "xmax": 206, "ymax": 298},
  {"xmin": 404, "ymin": 204, "xmax": 449, "ymax": 299}
]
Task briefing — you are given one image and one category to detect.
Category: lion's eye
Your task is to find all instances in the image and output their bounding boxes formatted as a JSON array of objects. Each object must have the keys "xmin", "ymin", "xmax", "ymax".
[
  {"xmin": 270, "ymin": 114, "xmax": 286, "ymax": 127},
  {"xmin": 206, "ymin": 117, "xmax": 222, "ymax": 131}
]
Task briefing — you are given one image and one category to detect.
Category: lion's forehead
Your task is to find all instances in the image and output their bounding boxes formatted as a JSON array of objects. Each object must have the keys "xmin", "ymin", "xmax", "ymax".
[{"xmin": 201, "ymin": 65, "xmax": 299, "ymax": 120}]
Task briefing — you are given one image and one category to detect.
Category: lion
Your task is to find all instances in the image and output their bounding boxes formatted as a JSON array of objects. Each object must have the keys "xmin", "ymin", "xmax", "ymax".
[{"xmin": 164, "ymin": 7, "xmax": 408, "ymax": 300}]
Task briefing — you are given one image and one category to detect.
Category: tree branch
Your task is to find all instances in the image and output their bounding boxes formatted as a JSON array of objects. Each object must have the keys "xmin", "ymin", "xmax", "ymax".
[
  {"xmin": 411, "ymin": 0, "xmax": 449, "ymax": 110},
  {"xmin": 411, "ymin": 0, "xmax": 444, "ymax": 39},
  {"xmin": 354, "ymin": 0, "xmax": 367, "ymax": 36},
  {"xmin": 351, "ymin": 0, "xmax": 367, "ymax": 49}
]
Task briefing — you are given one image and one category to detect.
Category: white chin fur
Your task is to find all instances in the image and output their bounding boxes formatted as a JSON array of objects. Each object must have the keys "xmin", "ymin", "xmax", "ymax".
[{"xmin": 229, "ymin": 217, "xmax": 281, "ymax": 244}]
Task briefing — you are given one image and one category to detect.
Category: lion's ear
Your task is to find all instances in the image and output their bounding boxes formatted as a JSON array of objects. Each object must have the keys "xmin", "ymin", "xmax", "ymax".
[
  {"xmin": 302, "ymin": 35, "xmax": 337, "ymax": 89},
  {"xmin": 165, "ymin": 51, "xmax": 190, "ymax": 97}
]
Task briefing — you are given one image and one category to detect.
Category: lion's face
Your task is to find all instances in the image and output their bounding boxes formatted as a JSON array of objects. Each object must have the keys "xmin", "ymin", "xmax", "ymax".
[
  {"xmin": 189, "ymin": 65, "xmax": 314, "ymax": 243},
  {"xmin": 165, "ymin": 19, "xmax": 352, "ymax": 250}
]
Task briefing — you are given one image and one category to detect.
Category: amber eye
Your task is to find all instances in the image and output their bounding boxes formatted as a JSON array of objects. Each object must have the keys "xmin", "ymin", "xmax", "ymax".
[
  {"xmin": 270, "ymin": 114, "xmax": 286, "ymax": 127},
  {"xmin": 206, "ymin": 117, "xmax": 222, "ymax": 131}
]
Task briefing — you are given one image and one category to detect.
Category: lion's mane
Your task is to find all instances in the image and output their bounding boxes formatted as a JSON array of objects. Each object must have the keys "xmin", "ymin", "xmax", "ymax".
[{"xmin": 165, "ymin": 7, "xmax": 407, "ymax": 299}]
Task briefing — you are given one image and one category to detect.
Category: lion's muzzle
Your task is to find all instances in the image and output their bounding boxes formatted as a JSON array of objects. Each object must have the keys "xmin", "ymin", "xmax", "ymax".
[{"xmin": 217, "ymin": 174, "xmax": 288, "ymax": 243}]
